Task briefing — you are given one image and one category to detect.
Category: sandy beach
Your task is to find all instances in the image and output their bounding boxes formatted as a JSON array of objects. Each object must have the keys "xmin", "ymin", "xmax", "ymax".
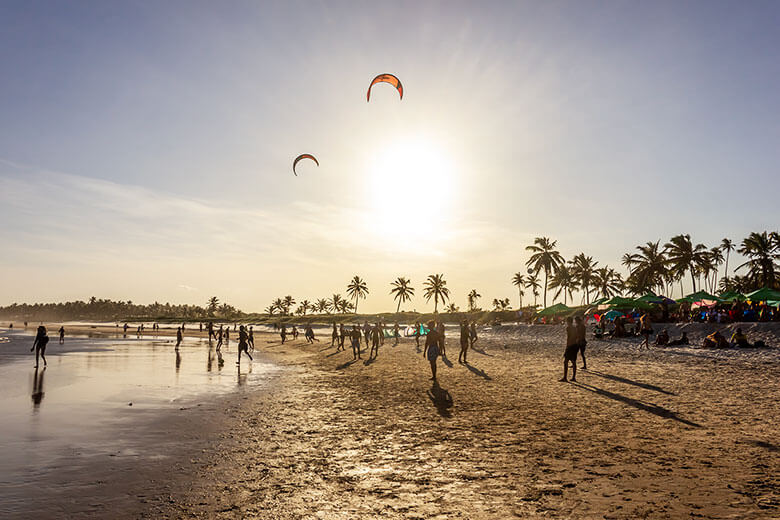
[{"xmin": 100, "ymin": 323, "xmax": 780, "ymax": 519}]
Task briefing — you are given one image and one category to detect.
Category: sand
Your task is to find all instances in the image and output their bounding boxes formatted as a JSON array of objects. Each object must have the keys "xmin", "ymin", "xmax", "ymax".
[{"xmin": 120, "ymin": 323, "xmax": 780, "ymax": 519}]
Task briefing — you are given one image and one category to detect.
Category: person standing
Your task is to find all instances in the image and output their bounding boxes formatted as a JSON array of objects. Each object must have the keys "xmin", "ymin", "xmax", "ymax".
[
  {"xmin": 237, "ymin": 325, "xmax": 253, "ymax": 365},
  {"xmin": 370, "ymin": 322, "xmax": 382, "ymax": 358},
  {"xmin": 414, "ymin": 321, "xmax": 422, "ymax": 349},
  {"xmin": 58, "ymin": 326, "xmax": 65, "ymax": 345},
  {"xmin": 216, "ymin": 326, "xmax": 223, "ymax": 351},
  {"xmin": 423, "ymin": 321, "xmax": 441, "ymax": 380},
  {"xmin": 351, "ymin": 325, "xmax": 362, "ymax": 360},
  {"xmin": 639, "ymin": 313, "xmax": 653, "ymax": 349},
  {"xmin": 331, "ymin": 323, "xmax": 339, "ymax": 347},
  {"xmin": 393, "ymin": 322, "xmax": 400, "ymax": 346},
  {"xmin": 458, "ymin": 319, "xmax": 469, "ymax": 364},
  {"xmin": 248, "ymin": 326, "xmax": 255, "ymax": 351},
  {"xmin": 469, "ymin": 322, "xmax": 478, "ymax": 347},
  {"xmin": 338, "ymin": 324, "xmax": 346, "ymax": 351},
  {"xmin": 31, "ymin": 325, "xmax": 49, "ymax": 368},
  {"xmin": 176, "ymin": 326, "xmax": 183, "ymax": 349},
  {"xmin": 561, "ymin": 317, "xmax": 578, "ymax": 382},
  {"xmin": 280, "ymin": 325, "xmax": 287, "ymax": 344},
  {"xmin": 437, "ymin": 321, "xmax": 446, "ymax": 357}
]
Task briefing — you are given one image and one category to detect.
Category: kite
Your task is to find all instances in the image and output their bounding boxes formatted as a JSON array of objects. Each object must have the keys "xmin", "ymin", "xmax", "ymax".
[
  {"xmin": 366, "ymin": 73, "xmax": 403, "ymax": 102},
  {"xmin": 292, "ymin": 154, "xmax": 319, "ymax": 176}
]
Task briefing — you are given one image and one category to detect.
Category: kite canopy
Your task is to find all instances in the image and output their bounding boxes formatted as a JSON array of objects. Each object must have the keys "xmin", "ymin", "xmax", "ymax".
[
  {"xmin": 292, "ymin": 154, "xmax": 319, "ymax": 176},
  {"xmin": 745, "ymin": 287, "xmax": 780, "ymax": 302},
  {"xmin": 536, "ymin": 303, "xmax": 572, "ymax": 317},
  {"xmin": 366, "ymin": 73, "xmax": 403, "ymax": 102}
]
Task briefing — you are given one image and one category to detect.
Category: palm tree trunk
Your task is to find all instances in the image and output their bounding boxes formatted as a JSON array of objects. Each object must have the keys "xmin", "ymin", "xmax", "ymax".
[
  {"xmin": 724, "ymin": 251, "xmax": 730, "ymax": 281},
  {"xmin": 354, "ymin": 297, "xmax": 358, "ymax": 314},
  {"xmin": 543, "ymin": 270, "xmax": 549, "ymax": 308},
  {"xmin": 518, "ymin": 288, "xmax": 522, "ymax": 308}
]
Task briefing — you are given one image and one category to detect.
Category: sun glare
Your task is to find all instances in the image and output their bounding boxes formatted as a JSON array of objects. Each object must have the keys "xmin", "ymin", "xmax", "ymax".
[{"xmin": 365, "ymin": 138, "xmax": 457, "ymax": 242}]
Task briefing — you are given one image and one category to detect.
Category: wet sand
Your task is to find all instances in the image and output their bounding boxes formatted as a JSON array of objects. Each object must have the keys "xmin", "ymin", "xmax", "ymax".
[
  {"xmin": 0, "ymin": 329, "xmax": 280, "ymax": 519},
  {"xmin": 138, "ymin": 325, "xmax": 780, "ymax": 519}
]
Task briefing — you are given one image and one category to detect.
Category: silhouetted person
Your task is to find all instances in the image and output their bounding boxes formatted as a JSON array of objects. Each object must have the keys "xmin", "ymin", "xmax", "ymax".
[
  {"xmin": 31, "ymin": 325, "xmax": 49, "ymax": 368},
  {"xmin": 176, "ymin": 326, "xmax": 183, "ymax": 349},
  {"xmin": 248, "ymin": 326, "xmax": 255, "ymax": 351},
  {"xmin": 575, "ymin": 316, "xmax": 587, "ymax": 369},
  {"xmin": 561, "ymin": 317, "xmax": 577, "ymax": 382},
  {"xmin": 208, "ymin": 321, "xmax": 215, "ymax": 340},
  {"xmin": 216, "ymin": 326, "xmax": 224, "ymax": 351},
  {"xmin": 291, "ymin": 325, "xmax": 298, "ymax": 340},
  {"xmin": 58, "ymin": 326, "xmax": 65, "ymax": 345},
  {"xmin": 305, "ymin": 325, "xmax": 316, "ymax": 343},
  {"xmin": 331, "ymin": 323, "xmax": 339, "ymax": 347},
  {"xmin": 237, "ymin": 325, "xmax": 253, "ymax": 364},
  {"xmin": 639, "ymin": 313, "xmax": 653, "ymax": 349},
  {"xmin": 458, "ymin": 319, "xmax": 469, "ymax": 364},
  {"xmin": 351, "ymin": 325, "xmax": 362, "ymax": 360},
  {"xmin": 363, "ymin": 321, "xmax": 371, "ymax": 345},
  {"xmin": 200, "ymin": 322, "xmax": 203, "ymax": 332},
  {"xmin": 393, "ymin": 322, "xmax": 400, "ymax": 345},
  {"xmin": 423, "ymin": 321, "xmax": 441, "ymax": 380},
  {"xmin": 469, "ymin": 322, "xmax": 478, "ymax": 347},
  {"xmin": 370, "ymin": 322, "xmax": 381, "ymax": 358},
  {"xmin": 338, "ymin": 324, "xmax": 346, "ymax": 351},
  {"xmin": 437, "ymin": 321, "xmax": 446, "ymax": 357},
  {"xmin": 414, "ymin": 321, "xmax": 422, "ymax": 349},
  {"xmin": 224, "ymin": 327, "xmax": 230, "ymax": 344},
  {"xmin": 280, "ymin": 325, "xmax": 287, "ymax": 344},
  {"xmin": 31, "ymin": 367, "xmax": 45, "ymax": 407}
]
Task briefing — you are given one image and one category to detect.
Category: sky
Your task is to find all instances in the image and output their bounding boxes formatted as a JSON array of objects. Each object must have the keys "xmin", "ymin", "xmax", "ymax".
[{"xmin": 1, "ymin": 0, "xmax": 779, "ymax": 312}]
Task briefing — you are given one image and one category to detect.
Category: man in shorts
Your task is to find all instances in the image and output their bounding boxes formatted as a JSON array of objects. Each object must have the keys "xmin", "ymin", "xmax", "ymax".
[
  {"xmin": 561, "ymin": 317, "xmax": 578, "ymax": 382},
  {"xmin": 575, "ymin": 316, "xmax": 587, "ymax": 370},
  {"xmin": 237, "ymin": 325, "xmax": 253, "ymax": 365},
  {"xmin": 423, "ymin": 321, "xmax": 441, "ymax": 380}
]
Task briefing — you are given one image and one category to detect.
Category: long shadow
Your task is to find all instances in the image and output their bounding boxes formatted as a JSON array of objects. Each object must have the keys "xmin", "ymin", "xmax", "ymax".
[
  {"xmin": 470, "ymin": 347, "xmax": 495, "ymax": 357},
  {"xmin": 441, "ymin": 355, "xmax": 453, "ymax": 368},
  {"xmin": 363, "ymin": 356, "xmax": 376, "ymax": 366},
  {"xmin": 336, "ymin": 359, "xmax": 357, "ymax": 370},
  {"xmin": 427, "ymin": 380, "xmax": 453, "ymax": 418},
  {"xmin": 572, "ymin": 381, "xmax": 700, "ymax": 428},
  {"xmin": 587, "ymin": 369, "xmax": 676, "ymax": 396},
  {"xmin": 326, "ymin": 350, "xmax": 343, "ymax": 358},
  {"xmin": 747, "ymin": 439, "xmax": 779, "ymax": 452},
  {"xmin": 464, "ymin": 362, "xmax": 492, "ymax": 381}
]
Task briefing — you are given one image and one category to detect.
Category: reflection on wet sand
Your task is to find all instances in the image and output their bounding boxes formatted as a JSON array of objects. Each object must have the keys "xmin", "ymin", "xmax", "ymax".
[{"xmin": 31, "ymin": 367, "xmax": 45, "ymax": 409}]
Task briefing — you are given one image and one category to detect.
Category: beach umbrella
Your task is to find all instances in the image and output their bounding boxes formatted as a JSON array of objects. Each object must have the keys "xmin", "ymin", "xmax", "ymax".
[
  {"xmin": 745, "ymin": 287, "xmax": 780, "ymax": 302},
  {"xmin": 590, "ymin": 297, "xmax": 609, "ymax": 306},
  {"xmin": 680, "ymin": 290, "xmax": 721, "ymax": 303},
  {"xmin": 604, "ymin": 296, "xmax": 634, "ymax": 307},
  {"xmin": 718, "ymin": 290, "xmax": 746, "ymax": 302},
  {"xmin": 768, "ymin": 300, "xmax": 780, "ymax": 308},
  {"xmin": 636, "ymin": 293, "xmax": 664, "ymax": 304},
  {"xmin": 536, "ymin": 303, "xmax": 572, "ymax": 316},
  {"xmin": 602, "ymin": 310, "xmax": 623, "ymax": 320}
]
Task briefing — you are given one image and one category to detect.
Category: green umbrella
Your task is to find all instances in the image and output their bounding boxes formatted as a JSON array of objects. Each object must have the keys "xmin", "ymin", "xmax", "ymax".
[
  {"xmin": 590, "ymin": 297, "xmax": 609, "ymax": 305},
  {"xmin": 745, "ymin": 287, "xmax": 780, "ymax": 302},
  {"xmin": 768, "ymin": 300, "xmax": 780, "ymax": 308},
  {"xmin": 718, "ymin": 290, "xmax": 746, "ymax": 302},
  {"xmin": 604, "ymin": 296, "xmax": 634, "ymax": 307},
  {"xmin": 536, "ymin": 303, "xmax": 572, "ymax": 316},
  {"xmin": 680, "ymin": 290, "xmax": 721, "ymax": 303},
  {"xmin": 636, "ymin": 293, "xmax": 664, "ymax": 304}
]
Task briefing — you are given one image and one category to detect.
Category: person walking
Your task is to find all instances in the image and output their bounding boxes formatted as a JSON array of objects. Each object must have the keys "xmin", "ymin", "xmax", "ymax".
[
  {"xmin": 370, "ymin": 322, "xmax": 382, "ymax": 358},
  {"xmin": 248, "ymin": 326, "xmax": 255, "ymax": 351},
  {"xmin": 437, "ymin": 321, "xmax": 446, "ymax": 357},
  {"xmin": 331, "ymin": 323, "xmax": 339, "ymax": 347},
  {"xmin": 280, "ymin": 325, "xmax": 287, "ymax": 344},
  {"xmin": 575, "ymin": 316, "xmax": 587, "ymax": 369},
  {"xmin": 216, "ymin": 326, "xmax": 223, "ymax": 351},
  {"xmin": 469, "ymin": 321, "xmax": 478, "ymax": 347},
  {"xmin": 639, "ymin": 313, "xmax": 653, "ymax": 349},
  {"xmin": 351, "ymin": 325, "xmax": 362, "ymax": 360},
  {"xmin": 393, "ymin": 322, "xmax": 400, "ymax": 346},
  {"xmin": 458, "ymin": 319, "xmax": 470, "ymax": 364},
  {"xmin": 338, "ymin": 324, "xmax": 346, "ymax": 351},
  {"xmin": 31, "ymin": 325, "xmax": 49, "ymax": 368},
  {"xmin": 423, "ymin": 321, "xmax": 441, "ymax": 380},
  {"xmin": 58, "ymin": 326, "xmax": 65, "ymax": 345},
  {"xmin": 561, "ymin": 317, "xmax": 578, "ymax": 382},
  {"xmin": 237, "ymin": 325, "xmax": 253, "ymax": 365},
  {"xmin": 176, "ymin": 326, "xmax": 183, "ymax": 349}
]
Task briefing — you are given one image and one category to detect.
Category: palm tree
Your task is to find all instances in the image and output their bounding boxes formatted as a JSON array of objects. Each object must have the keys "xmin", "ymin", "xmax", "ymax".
[
  {"xmin": 492, "ymin": 298, "xmax": 510, "ymax": 311},
  {"xmin": 707, "ymin": 247, "xmax": 724, "ymax": 293},
  {"xmin": 423, "ymin": 274, "xmax": 450, "ymax": 312},
  {"xmin": 736, "ymin": 231, "xmax": 780, "ymax": 288},
  {"xmin": 315, "ymin": 298, "xmax": 331, "ymax": 314},
  {"xmin": 548, "ymin": 265, "xmax": 578, "ymax": 305},
  {"xmin": 272, "ymin": 298, "xmax": 284, "ymax": 316},
  {"xmin": 720, "ymin": 238, "xmax": 734, "ymax": 282},
  {"xmin": 592, "ymin": 267, "xmax": 623, "ymax": 299},
  {"xmin": 390, "ymin": 277, "xmax": 414, "ymax": 313},
  {"xmin": 264, "ymin": 304, "xmax": 276, "ymax": 316},
  {"xmin": 511, "ymin": 272, "xmax": 525, "ymax": 307},
  {"xmin": 467, "ymin": 289, "xmax": 481, "ymax": 311},
  {"xmin": 330, "ymin": 294, "xmax": 344, "ymax": 314},
  {"xmin": 525, "ymin": 272, "xmax": 541, "ymax": 307},
  {"xmin": 207, "ymin": 296, "xmax": 219, "ymax": 316},
  {"xmin": 282, "ymin": 295, "xmax": 295, "ymax": 316},
  {"xmin": 525, "ymin": 237, "xmax": 565, "ymax": 308},
  {"xmin": 346, "ymin": 276, "xmax": 369, "ymax": 314},
  {"xmin": 569, "ymin": 253, "xmax": 598, "ymax": 304},
  {"xmin": 296, "ymin": 300, "xmax": 311, "ymax": 316},
  {"xmin": 444, "ymin": 303, "xmax": 459, "ymax": 313},
  {"xmin": 664, "ymin": 234, "xmax": 708, "ymax": 293},
  {"xmin": 626, "ymin": 241, "xmax": 668, "ymax": 296}
]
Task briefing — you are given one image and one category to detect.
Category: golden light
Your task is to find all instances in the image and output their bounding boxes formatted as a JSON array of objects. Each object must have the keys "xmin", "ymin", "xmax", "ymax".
[{"xmin": 364, "ymin": 137, "xmax": 458, "ymax": 242}]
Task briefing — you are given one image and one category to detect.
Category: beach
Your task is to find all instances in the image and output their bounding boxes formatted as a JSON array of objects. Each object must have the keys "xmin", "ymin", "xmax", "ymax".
[{"xmin": 120, "ymin": 323, "xmax": 780, "ymax": 519}]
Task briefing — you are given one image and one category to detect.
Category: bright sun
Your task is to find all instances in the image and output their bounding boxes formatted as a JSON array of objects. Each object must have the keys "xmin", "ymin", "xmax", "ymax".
[{"xmin": 365, "ymin": 137, "xmax": 457, "ymax": 240}]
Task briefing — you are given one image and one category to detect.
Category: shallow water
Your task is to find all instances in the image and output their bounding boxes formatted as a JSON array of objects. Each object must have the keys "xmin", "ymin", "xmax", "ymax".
[{"xmin": 0, "ymin": 331, "xmax": 278, "ymax": 517}]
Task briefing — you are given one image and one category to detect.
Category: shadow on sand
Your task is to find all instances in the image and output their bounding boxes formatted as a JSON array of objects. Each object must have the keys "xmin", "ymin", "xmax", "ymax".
[
  {"xmin": 336, "ymin": 359, "xmax": 358, "ymax": 370},
  {"xmin": 587, "ymin": 369, "xmax": 676, "ymax": 396},
  {"xmin": 470, "ymin": 347, "xmax": 494, "ymax": 357},
  {"xmin": 572, "ymin": 381, "xmax": 700, "ymax": 428},
  {"xmin": 441, "ymin": 355, "xmax": 454, "ymax": 368},
  {"xmin": 427, "ymin": 380, "xmax": 453, "ymax": 418},
  {"xmin": 464, "ymin": 362, "xmax": 492, "ymax": 380}
]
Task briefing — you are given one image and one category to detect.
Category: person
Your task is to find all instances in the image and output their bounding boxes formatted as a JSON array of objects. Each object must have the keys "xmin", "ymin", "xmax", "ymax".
[
  {"xmin": 703, "ymin": 330, "xmax": 729, "ymax": 348},
  {"xmin": 216, "ymin": 326, "xmax": 223, "ymax": 351},
  {"xmin": 305, "ymin": 325, "xmax": 316, "ymax": 343},
  {"xmin": 200, "ymin": 322, "xmax": 203, "ymax": 333},
  {"xmin": 237, "ymin": 325, "xmax": 253, "ymax": 364},
  {"xmin": 291, "ymin": 325, "xmax": 298, "ymax": 340},
  {"xmin": 331, "ymin": 323, "xmax": 339, "ymax": 347},
  {"xmin": 248, "ymin": 326, "xmax": 255, "ymax": 351},
  {"xmin": 280, "ymin": 325, "xmax": 287, "ymax": 344},
  {"xmin": 437, "ymin": 321, "xmax": 446, "ymax": 357},
  {"xmin": 458, "ymin": 319, "xmax": 469, "ymax": 364},
  {"xmin": 639, "ymin": 313, "xmax": 653, "ymax": 348},
  {"xmin": 730, "ymin": 328, "xmax": 751, "ymax": 348},
  {"xmin": 654, "ymin": 329, "xmax": 669, "ymax": 346},
  {"xmin": 31, "ymin": 325, "xmax": 49, "ymax": 368},
  {"xmin": 469, "ymin": 321, "xmax": 478, "ymax": 347},
  {"xmin": 224, "ymin": 327, "xmax": 230, "ymax": 344},
  {"xmin": 414, "ymin": 321, "xmax": 422, "ymax": 349},
  {"xmin": 561, "ymin": 317, "xmax": 578, "ymax": 382},
  {"xmin": 575, "ymin": 316, "xmax": 587, "ymax": 369},
  {"xmin": 363, "ymin": 322, "xmax": 371, "ymax": 345},
  {"xmin": 176, "ymin": 326, "xmax": 183, "ymax": 349},
  {"xmin": 668, "ymin": 331, "xmax": 689, "ymax": 346},
  {"xmin": 58, "ymin": 326, "xmax": 65, "ymax": 345},
  {"xmin": 338, "ymin": 324, "xmax": 346, "ymax": 351},
  {"xmin": 370, "ymin": 322, "xmax": 382, "ymax": 358},
  {"xmin": 423, "ymin": 320, "xmax": 441, "ymax": 380},
  {"xmin": 393, "ymin": 322, "xmax": 400, "ymax": 346},
  {"xmin": 350, "ymin": 325, "xmax": 362, "ymax": 360},
  {"xmin": 208, "ymin": 321, "xmax": 215, "ymax": 340},
  {"xmin": 123, "ymin": 323, "xmax": 129, "ymax": 335}
]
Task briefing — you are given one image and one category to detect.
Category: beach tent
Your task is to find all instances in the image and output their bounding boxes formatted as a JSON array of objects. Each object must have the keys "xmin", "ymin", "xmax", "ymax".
[
  {"xmin": 635, "ymin": 293, "xmax": 667, "ymax": 304},
  {"xmin": 718, "ymin": 290, "xmax": 746, "ymax": 302},
  {"xmin": 768, "ymin": 300, "xmax": 780, "ymax": 308},
  {"xmin": 603, "ymin": 296, "xmax": 635, "ymax": 307},
  {"xmin": 536, "ymin": 303, "xmax": 572, "ymax": 316},
  {"xmin": 678, "ymin": 290, "xmax": 721, "ymax": 303},
  {"xmin": 590, "ymin": 297, "xmax": 609, "ymax": 306},
  {"xmin": 602, "ymin": 310, "xmax": 623, "ymax": 321},
  {"xmin": 745, "ymin": 287, "xmax": 780, "ymax": 302}
]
